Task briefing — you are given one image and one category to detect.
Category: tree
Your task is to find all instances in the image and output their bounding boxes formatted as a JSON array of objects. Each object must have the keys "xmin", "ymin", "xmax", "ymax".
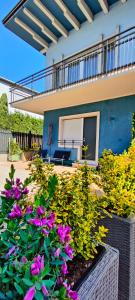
[{"xmin": 0, "ymin": 93, "xmax": 43, "ymax": 135}]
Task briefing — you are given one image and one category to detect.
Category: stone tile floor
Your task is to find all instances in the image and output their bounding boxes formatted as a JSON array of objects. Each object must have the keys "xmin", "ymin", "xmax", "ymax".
[{"xmin": 0, "ymin": 161, "xmax": 75, "ymax": 191}]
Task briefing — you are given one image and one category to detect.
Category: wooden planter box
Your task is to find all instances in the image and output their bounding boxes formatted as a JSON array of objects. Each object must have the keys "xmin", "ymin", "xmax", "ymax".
[
  {"xmin": 77, "ymin": 245, "xmax": 119, "ymax": 300},
  {"xmin": 100, "ymin": 214, "xmax": 135, "ymax": 300}
]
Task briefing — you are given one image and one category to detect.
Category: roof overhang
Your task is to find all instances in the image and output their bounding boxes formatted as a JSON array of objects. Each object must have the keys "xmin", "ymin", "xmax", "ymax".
[
  {"xmin": 11, "ymin": 68, "xmax": 135, "ymax": 115},
  {"xmin": 3, "ymin": 0, "xmax": 122, "ymax": 55}
]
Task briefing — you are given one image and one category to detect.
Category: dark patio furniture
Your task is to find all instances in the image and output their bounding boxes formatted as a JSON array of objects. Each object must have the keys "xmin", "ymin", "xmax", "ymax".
[
  {"xmin": 44, "ymin": 150, "xmax": 71, "ymax": 165},
  {"xmin": 39, "ymin": 149, "xmax": 48, "ymax": 159}
]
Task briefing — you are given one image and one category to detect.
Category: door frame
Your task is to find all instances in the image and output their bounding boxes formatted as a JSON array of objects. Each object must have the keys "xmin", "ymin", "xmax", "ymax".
[{"xmin": 58, "ymin": 111, "xmax": 100, "ymax": 163}]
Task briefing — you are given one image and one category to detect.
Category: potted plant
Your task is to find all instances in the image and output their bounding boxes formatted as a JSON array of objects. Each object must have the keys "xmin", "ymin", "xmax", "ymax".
[
  {"xmin": 98, "ymin": 140, "xmax": 135, "ymax": 300},
  {"xmin": 8, "ymin": 139, "xmax": 22, "ymax": 162},
  {"xmin": 22, "ymin": 143, "xmax": 40, "ymax": 162}
]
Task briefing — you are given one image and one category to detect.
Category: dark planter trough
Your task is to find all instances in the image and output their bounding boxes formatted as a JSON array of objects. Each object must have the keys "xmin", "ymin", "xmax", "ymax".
[
  {"xmin": 100, "ymin": 214, "xmax": 135, "ymax": 300},
  {"xmin": 77, "ymin": 245, "xmax": 119, "ymax": 300}
]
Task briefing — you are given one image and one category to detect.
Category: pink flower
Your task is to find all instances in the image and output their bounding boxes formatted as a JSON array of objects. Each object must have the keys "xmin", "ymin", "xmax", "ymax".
[
  {"xmin": 42, "ymin": 285, "xmax": 49, "ymax": 296},
  {"xmin": 28, "ymin": 218, "xmax": 42, "ymax": 227},
  {"xmin": 6, "ymin": 246, "xmax": 16, "ymax": 258},
  {"xmin": 36, "ymin": 206, "xmax": 45, "ymax": 216},
  {"xmin": 26, "ymin": 206, "xmax": 33, "ymax": 215},
  {"xmin": 47, "ymin": 212, "xmax": 56, "ymax": 229},
  {"xmin": 29, "ymin": 218, "xmax": 47, "ymax": 227},
  {"xmin": 54, "ymin": 248, "xmax": 61, "ymax": 257},
  {"xmin": 16, "ymin": 178, "xmax": 21, "ymax": 186},
  {"xmin": 24, "ymin": 287, "xmax": 36, "ymax": 300},
  {"xmin": 21, "ymin": 256, "xmax": 28, "ymax": 264},
  {"xmin": 42, "ymin": 228, "xmax": 49, "ymax": 236},
  {"xmin": 61, "ymin": 262, "xmax": 68, "ymax": 275},
  {"xmin": 23, "ymin": 187, "xmax": 29, "ymax": 195},
  {"xmin": 68, "ymin": 290, "xmax": 79, "ymax": 300},
  {"xmin": 63, "ymin": 283, "xmax": 79, "ymax": 300},
  {"xmin": 57, "ymin": 225, "xmax": 71, "ymax": 244},
  {"xmin": 31, "ymin": 255, "xmax": 44, "ymax": 276},
  {"xmin": 8, "ymin": 204, "xmax": 22, "ymax": 219},
  {"xmin": 31, "ymin": 262, "xmax": 40, "ymax": 276},
  {"xmin": 65, "ymin": 245, "xmax": 74, "ymax": 259},
  {"xmin": 41, "ymin": 218, "xmax": 47, "ymax": 226}
]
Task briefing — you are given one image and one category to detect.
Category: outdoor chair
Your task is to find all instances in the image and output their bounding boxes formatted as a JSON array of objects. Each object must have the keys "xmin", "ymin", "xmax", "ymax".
[{"xmin": 44, "ymin": 150, "xmax": 71, "ymax": 165}]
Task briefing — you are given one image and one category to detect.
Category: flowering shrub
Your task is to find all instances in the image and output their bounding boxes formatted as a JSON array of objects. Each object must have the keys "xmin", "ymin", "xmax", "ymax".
[
  {"xmin": 0, "ymin": 165, "xmax": 31, "ymax": 228},
  {"xmin": 0, "ymin": 182, "xmax": 78, "ymax": 300},
  {"xmin": 99, "ymin": 140, "xmax": 135, "ymax": 217},
  {"xmin": 30, "ymin": 159, "xmax": 108, "ymax": 260}
]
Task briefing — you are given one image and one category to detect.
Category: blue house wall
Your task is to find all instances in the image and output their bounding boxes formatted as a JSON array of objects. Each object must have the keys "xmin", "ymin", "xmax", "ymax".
[
  {"xmin": 46, "ymin": 0, "xmax": 135, "ymax": 67},
  {"xmin": 43, "ymin": 95, "xmax": 135, "ymax": 160}
]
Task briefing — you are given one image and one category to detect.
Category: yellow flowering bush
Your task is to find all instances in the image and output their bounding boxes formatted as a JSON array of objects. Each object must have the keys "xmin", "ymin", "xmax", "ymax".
[
  {"xmin": 99, "ymin": 140, "xmax": 135, "ymax": 217},
  {"xmin": 30, "ymin": 159, "xmax": 108, "ymax": 260}
]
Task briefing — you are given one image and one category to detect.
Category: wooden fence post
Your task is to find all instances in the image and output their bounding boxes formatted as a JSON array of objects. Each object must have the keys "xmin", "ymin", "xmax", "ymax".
[{"xmin": 28, "ymin": 131, "xmax": 32, "ymax": 149}]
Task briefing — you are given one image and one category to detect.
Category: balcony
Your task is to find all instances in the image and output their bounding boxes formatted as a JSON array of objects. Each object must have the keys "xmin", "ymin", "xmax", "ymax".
[{"xmin": 10, "ymin": 26, "xmax": 135, "ymax": 114}]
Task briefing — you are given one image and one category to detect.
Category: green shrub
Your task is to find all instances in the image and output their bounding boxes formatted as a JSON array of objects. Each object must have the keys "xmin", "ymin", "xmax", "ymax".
[
  {"xmin": 99, "ymin": 140, "xmax": 135, "ymax": 217},
  {"xmin": 30, "ymin": 159, "xmax": 108, "ymax": 260}
]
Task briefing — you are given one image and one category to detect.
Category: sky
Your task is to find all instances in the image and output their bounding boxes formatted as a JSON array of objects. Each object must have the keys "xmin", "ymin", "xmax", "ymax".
[{"xmin": 0, "ymin": 1, "xmax": 45, "ymax": 83}]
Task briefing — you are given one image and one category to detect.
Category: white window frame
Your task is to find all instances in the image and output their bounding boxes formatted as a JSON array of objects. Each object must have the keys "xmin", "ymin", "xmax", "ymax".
[{"xmin": 58, "ymin": 111, "xmax": 100, "ymax": 163}]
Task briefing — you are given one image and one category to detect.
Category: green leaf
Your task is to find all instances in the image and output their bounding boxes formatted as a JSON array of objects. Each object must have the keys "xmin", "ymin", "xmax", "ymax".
[
  {"xmin": 35, "ymin": 282, "xmax": 42, "ymax": 291},
  {"xmin": 22, "ymin": 278, "xmax": 33, "ymax": 287},
  {"xmin": 42, "ymin": 263, "xmax": 50, "ymax": 277},
  {"xmin": 0, "ymin": 292, "xmax": 6, "ymax": 299},
  {"xmin": 42, "ymin": 279, "xmax": 54, "ymax": 289},
  {"xmin": 2, "ymin": 277, "xmax": 10, "ymax": 283},
  {"xmin": 20, "ymin": 230, "xmax": 28, "ymax": 242},
  {"xmin": 6, "ymin": 291, "xmax": 13, "ymax": 299},
  {"xmin": 14, "ymin": 283, "xmax": 23, "ymax": 295},
  {"xmin": 59, "ymin": 287, "xmax": 67, "ymax": 299},
  {"xmin": 44, "ymin": 240, "xmax": 49, "ymax": 258},
  {"xmin": 35, "ymin": 291, "xmax": 44, "ymax": 300},
  {"xmin": 9, "ymin": 164, "xmax": 15, "ymax": 180}
]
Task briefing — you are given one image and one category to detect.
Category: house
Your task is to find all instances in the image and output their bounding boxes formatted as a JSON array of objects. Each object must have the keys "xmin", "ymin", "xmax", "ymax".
[
  {"xmin": 0, "ymin": 76, "xmax": 42, "ymax": 118},
  {"xmin": 3, "ymin": 0, "xmax": 135, "ymax": 164}
]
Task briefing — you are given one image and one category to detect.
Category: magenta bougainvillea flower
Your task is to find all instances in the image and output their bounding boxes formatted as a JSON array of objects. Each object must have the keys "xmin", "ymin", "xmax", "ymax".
[
  {"xmin": 42, "ymin": 285, "xmax": 49, "ymax": 296},
  {"xmin": 57, "ymin": 225, "xmax": 71, "ymax": 244},
  {"xmin": 30, "ymin": 255, "xmax": 44, "ymax": 276},
  {"xmin": 61, "ymin": 261, "xmax": 68, "ymax": 275},
  {"xmin": 24, "ymin": 286, "xmax": 36, "ymax": 300},
  {"xmin": 42, "ymin": 228, "xmax": 49, "ymax": 236},
  {"xmin": 65, "ymin": 245, "xmax": 74, "ymax": 259},
  {"xmin": 23, "ymin": 187, "xmax": 29, "ymax": 195},
  {"xmin": 16, "ymin": 178, "xmax": 21, "ymax": 186},
  {"xmin": 8, "ymin": 204, "xmax": 22, "ymax": 219},
  {"xmin": 5, "ymin": 246, "xmax": 16, "ymax": 258},
  {"xmin": 47, "ymin": 212, "xmax": 56, "ymax": 229},
  {"xmin": 29, "ymin": 217, "xmax": 47, "ymax": 227},
  {"xmin": 26, "ymin": 206, "xmax": 33, "ymax": 215},
  {"xmin": 63, "ymin": 282, "xmax": 79, "ymax": 300},
  {"xmin": 21, "ymin": 256, "xmax": 28, "ymax": 264},
  {"xmin": 36, "ymin": 206, "xmax": 45, "ymax": 216},
  {"xmin": 54, "ymin": 248, "xmax": 61, "ymax": 257}
]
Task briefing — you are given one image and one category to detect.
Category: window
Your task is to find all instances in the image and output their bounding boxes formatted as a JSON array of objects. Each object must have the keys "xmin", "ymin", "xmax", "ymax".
[
  {"xmin": 68, "ymin": 61, "xmax": 80, "ymax": 84},
  {"xmin": 103, "ymin": 39, "xmax": 116, "ymax": 72},
  {"xmin": 84, "ymin": 53, "xmax": 98, "ymax": 79},
  {"xmin": 62, "ymin": 118, "xmax": 83, "ymax": 143}
]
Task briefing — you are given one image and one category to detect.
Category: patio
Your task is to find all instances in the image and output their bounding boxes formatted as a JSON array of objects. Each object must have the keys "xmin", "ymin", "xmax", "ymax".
[{"xmin": 0, "ymin": 161, "xmax": 75, "ymax": 190}]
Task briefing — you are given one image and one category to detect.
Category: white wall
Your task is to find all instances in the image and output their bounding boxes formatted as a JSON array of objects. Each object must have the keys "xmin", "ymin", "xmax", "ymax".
[
  {"xmin": 0, "ymin": 82, "xmax": 43, "ymax": 119},
  {"xmin": 46, "ymin": 0, "xmax": 134, "ymax": 66}
]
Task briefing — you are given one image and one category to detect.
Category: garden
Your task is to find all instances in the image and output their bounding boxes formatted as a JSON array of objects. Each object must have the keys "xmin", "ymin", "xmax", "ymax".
[{"xmin": 0, "ymin": 140, "xmax": 135, "ymax": 300}]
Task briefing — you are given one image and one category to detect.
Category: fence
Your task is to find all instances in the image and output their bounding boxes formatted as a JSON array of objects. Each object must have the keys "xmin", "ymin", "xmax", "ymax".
[
  {"xmin": 0, "ymin": 130, "xmax": 43, "ymax": 154},
  {"xmin": 10, "ymin": 26, "xmax": 135, "ymax": 102}
]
